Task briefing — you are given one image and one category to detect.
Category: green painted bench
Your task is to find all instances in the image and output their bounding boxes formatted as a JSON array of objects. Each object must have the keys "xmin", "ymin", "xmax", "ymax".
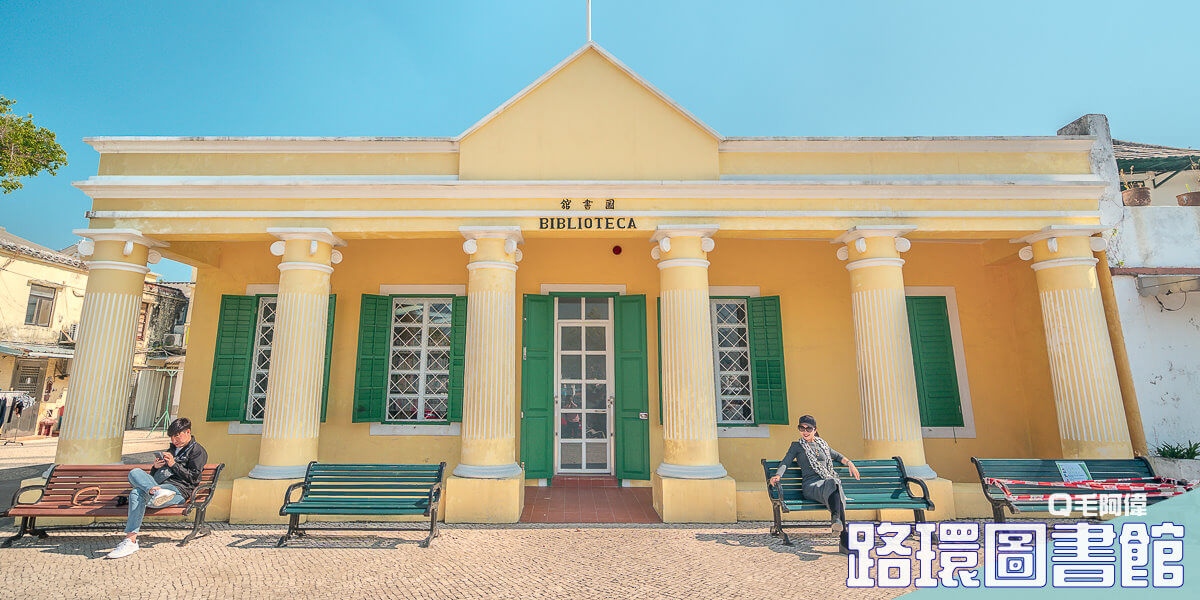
[
  {"xmin": 761, "ymin": 456, "xmax": 934, "ymax": 546},
  {"xmin": 971, "ymin": 457, "xmax": 1164, "ymax": 522},
  {"xmin": 277, "ymin": 461, "xmax": 445, "ymax": 547}
]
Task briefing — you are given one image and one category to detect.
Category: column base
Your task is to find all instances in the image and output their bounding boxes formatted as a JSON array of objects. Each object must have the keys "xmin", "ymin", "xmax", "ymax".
[
  {"xmin": 230, "ymin": 476, "xmax": 302, "ymax": 524},
  {"xmin": 655, "ymin": 461, "xmax": 728, "ymax": 479},
  {"xmin": 443, "ymin": 471, "xmax": 525, "ymax": 523},
  {"xmin": 451, "ymin": 462, "xmax": 523, "ymax": 479},
  {"xmin": 1060, "ymin": 439, "xmax": 1134, "ymax": 459},
  {"xmin": 248, "ymin": 463, "xmax": 309, "ymax": 479},
  {"xmin": 651, "ymin": 472, "xmax": 737, "ymax": 523}
]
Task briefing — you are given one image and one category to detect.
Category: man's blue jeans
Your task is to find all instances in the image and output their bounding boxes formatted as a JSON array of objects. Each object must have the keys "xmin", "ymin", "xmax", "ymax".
[{"xmin": 125, "ymin": 468, "xmax": 184, "ymax": 534}]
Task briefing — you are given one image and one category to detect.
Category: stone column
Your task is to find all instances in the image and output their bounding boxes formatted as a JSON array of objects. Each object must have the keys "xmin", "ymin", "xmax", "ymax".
[
  {"xmin": 55, "ymin": 229, "xmax": 166, "ymax": 465},
  {"xmin": 650, "ymin": 225, "xmax": 735, "ymax": 523},
  {"xmin": 834, "ymin": 226, "xmax": 935, "ymax": 477},
  {"xmin": 249, "ymin": 228, "xmax": 345, "ymax": 478},
  {"xmin": 231, "ymin": 228, "xmax": 344, "ymax": 524},
  {"xmin": 1017, "ymin": 226, "xmax": 1132, "ymax": 459},
  {"xmin": 444, "ymin": 226, "xmax": 525, "ymax": 523}
]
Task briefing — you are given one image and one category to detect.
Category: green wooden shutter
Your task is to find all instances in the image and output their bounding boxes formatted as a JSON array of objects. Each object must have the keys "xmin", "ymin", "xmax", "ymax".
[
  {"xmin": 320, "ymin": 294, "xmax": 336, "ymax": 422},
  {"xmin": 614, "ymin": 295, "xmax": 651, "ymax": 480},
  {"xmin": 207, "ymin": 295, "xmax": 257, "ymax": 422},
  {"xmin": 352, "ymin": 294, "xmax": 390, "ymax": 423},
  {"xmin": 448, "ymin": 295, "xmax": 467, "ymax": 422},
  {"xmin": 906, "ymin": 296, "xmax": 964, "ymax": 427},
  {"xmin": 656, "ymin": 297, "xmax": 663, "ymax": 425},
  {"xmin": 747, "ymin": 296, "xmax": 789, "ymax": 425},
  {"xmin": 520, "ymin": 294, "xmax": 554, "ymax": 479}
]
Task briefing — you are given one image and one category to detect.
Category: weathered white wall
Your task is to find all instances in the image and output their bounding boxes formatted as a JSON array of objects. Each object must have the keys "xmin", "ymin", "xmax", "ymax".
[
  {"xmin": 1112, "ymin": 275, "xmax": 1200, "ymax": 449},
  {"xmin": 1106, "ymin": 206, "xmax": 1200, "ymax": 268}
]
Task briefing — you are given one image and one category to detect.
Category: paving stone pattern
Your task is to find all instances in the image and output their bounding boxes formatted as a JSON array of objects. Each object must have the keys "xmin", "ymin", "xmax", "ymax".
[{"xmin": 0, "ymin": 522, "xmax": 916, "ymax": 600}]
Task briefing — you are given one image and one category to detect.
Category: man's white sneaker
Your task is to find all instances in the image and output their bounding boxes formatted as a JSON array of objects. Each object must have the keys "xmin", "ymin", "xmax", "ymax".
[
  {"xmin": 106, "ymin": 539, "xmax": 138, "ymax": 559},
  {"xmin": 149, "ymin": 488, "xmax": 176, "ymax": 508}
]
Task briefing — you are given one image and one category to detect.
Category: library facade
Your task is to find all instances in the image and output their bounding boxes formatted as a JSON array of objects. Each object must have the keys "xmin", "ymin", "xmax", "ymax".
[{"xmin": 62, "ymin": 43, "xmax": 1138, "ymax": 523}]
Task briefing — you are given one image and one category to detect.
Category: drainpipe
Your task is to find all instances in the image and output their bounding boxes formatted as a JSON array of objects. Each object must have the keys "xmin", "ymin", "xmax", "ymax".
[{"xmin": 1095, "ymin": 248, "xmax": 1149, "ymax": 456}]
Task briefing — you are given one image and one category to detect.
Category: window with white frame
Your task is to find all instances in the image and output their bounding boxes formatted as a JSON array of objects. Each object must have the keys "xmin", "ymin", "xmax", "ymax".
[
  {"xmin": 25, "ymin": 284, "xmax": 56, "ymax": 327},
  {"xmin": 246, "ymin": 297, "xmax": 277, "ymax": 422},
  {"xmin": 388, "ymin": 297, "xmax": 452, "ymax": 422},
  {"xmin": 710, "ymin": 298, "xmax": 754, "ymax": 424}
]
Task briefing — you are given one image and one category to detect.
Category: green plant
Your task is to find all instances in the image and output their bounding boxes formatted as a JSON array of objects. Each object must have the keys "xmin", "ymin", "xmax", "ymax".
[
  {"xmin": 1154, "ymin": 440, "xmax": 1200, "ymax": 459},
  {"xmin": 1120, "ymin": 167, "xmax": 1146, "ymax": 191}
]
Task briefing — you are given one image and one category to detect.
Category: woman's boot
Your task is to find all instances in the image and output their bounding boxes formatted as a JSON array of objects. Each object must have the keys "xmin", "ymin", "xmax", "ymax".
[{"xmin": 838, "ymin": 529, "xmax": 850, "ymax": 554}]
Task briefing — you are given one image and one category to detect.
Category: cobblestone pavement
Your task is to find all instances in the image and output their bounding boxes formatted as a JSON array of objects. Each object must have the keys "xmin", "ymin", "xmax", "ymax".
[{"xmin": 0, "ymin": 522, "xmax": 914, "ymax": 600}]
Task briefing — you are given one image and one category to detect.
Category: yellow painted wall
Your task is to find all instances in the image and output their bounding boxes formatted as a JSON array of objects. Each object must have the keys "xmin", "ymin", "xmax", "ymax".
[
  {"xmin": 179, "ymin": 236, "xmax": 1062, "ymax": 489},
  {"xmin": 458, "ymin": 48, "xmax": 719, "ymax": 180},
  {"xmin": 98, "ymin": 153, "xmax": 458, "ymax": 176},
  {"xmin": 720, "ymin": 151, "xmax": 1093, "ymax": 175}
]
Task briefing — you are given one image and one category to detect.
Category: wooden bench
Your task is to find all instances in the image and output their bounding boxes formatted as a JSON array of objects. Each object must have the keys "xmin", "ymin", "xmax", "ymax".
[
  {"xmin": 761, "ymin": 456, "xmax": 934, "ymax": 546},
  {"xmin": 971, "ymin": 457, "xmax": 1166, "ymax": 522},
  {"xmin": 277, "ymin": 461, "xmax": 445, "ymax": 548},
  {"xmin": 2, "ymin": 463, "xmax": 224, "ymax": 547}
]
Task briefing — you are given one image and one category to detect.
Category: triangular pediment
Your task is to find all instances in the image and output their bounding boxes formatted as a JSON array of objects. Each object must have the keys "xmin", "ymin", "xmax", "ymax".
[{"xmin": 457, "ymin": 43, "xmax": 720, "ymax": 180}]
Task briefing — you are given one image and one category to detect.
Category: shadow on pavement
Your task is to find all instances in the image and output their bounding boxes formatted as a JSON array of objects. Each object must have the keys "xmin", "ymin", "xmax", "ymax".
[
  {"xmin": 692, "ymin": 531, "xmax": 842, "ymax": 561},
  {"xmin": 228, "ymin": 531, "xmax": 420, "ymax": 550}
]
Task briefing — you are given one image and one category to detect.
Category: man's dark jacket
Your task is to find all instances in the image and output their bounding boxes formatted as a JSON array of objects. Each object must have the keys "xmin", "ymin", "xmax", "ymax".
[{"xmin": 150, "ymin": 438, "xmax": 208, "ymax": 499}]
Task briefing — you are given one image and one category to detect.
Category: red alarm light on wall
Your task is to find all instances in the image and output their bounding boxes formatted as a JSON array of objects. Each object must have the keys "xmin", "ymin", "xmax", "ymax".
[{"xmin": 612, "ymin": 245, "xmax": 622, "ymax": 255}]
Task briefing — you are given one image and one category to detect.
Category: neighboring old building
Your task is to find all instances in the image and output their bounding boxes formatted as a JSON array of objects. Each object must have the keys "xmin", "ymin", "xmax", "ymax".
[
  {"xmin": 2, "ymin": 227, "xmax": 192, "ymax": 438},
  {"xmin": 1105, "ymin": 140, "xmax": 1200, "ymax": 451},
  {"xmin": 63, "ymin": 43, "xmax": 1141, "ymax": 524},
  {"xmin": 0, "ymin": 226, "xmax": 87, "ymax": 437}
]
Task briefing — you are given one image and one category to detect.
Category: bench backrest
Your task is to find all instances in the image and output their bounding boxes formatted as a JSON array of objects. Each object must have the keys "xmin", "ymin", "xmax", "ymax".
[
  {"xmin": 762, "ymin": 458, "xmax": 912, "ymax": 504},
  {"xmin": 972, "ymin": 458, "xmax": 1156, "ymax": 502},
  {"xmin": 301, "ymin": 462, "xmax": 445, "ymax": 504},
  {"xmin": 41, "ymin": 464, "xmax": 223, "ymax": 506}
]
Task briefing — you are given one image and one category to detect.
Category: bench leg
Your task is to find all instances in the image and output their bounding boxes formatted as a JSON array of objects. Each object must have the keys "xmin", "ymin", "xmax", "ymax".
[
  {"xmin": 772, "ymin": 506, "xmax": 793, "ymax": 546},
  {"xmin": 769, "ymin": 505, "xmax": 781, "ymax": 537},
  {"xmin": 277, "ymin": 514, "xmax": 299, "ymax": 547},
  {"xmin": 992, "ymin": 505, "xmax": 1007, "ymax": 524},
  {"xmin": 420, "ymin": 505, "xmax": 439, "ymax": 548},
  {"xmin": 28, "ymin": 517, "xmax": 47, "ymax": 539},
  {"xmin": 179, "ymin": 509, "xmax": 207, "ymax": 547},
  {"xmin": 2, "ymin": 517, "xmax": 30, "ymax": 547}
]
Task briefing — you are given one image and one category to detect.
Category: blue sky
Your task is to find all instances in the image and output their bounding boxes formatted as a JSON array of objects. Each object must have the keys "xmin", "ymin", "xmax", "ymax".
[{"xmin": 3, "ymin": 0, "xmax": 1197, "ymax": 281}]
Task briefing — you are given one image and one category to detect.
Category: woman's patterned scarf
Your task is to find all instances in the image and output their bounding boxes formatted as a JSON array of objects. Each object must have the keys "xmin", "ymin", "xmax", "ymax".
[{"xmin": 800, "ymin": 436, "xmax": 839, "ymax": 480}]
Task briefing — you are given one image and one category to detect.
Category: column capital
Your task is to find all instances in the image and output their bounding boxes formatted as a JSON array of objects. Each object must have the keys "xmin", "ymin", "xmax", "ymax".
[
  {"xmin": 1013, "ymin": 226, "xmax": 1107, "ymax": 264},
  {"xmin": 267, "ymin": 227, "xmax": 346, "ymax": 246},
  {"xmin": 649, "ymin": 224, "xmax": 718, "ymax": 259},
  {"xmin": 834, "ymin": 225, "xmax": 915, "ymax": 262},
  {"xmin": 460, "ymin": 226, "xmax": 523, "ymax": 258},
  {"xmin": 73, "ymin": 228, "xmax": 168, "ymax": 265}
]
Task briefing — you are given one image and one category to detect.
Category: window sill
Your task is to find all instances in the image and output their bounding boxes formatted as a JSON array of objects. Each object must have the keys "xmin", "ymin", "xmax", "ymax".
[
  {"xmin": 227, "ymin": 422, "xmax": 263, "ymax": 435},
  {"xmin": 921, "ymin": 426, "xmax": 976, "ymax": 439},
  {"xmin": 717, "ymin": 425, "xmax": 770, "ymax": 438},
  {"xmin": 370, "ymin": 422, "xmax": 461, "ymax": 436}
]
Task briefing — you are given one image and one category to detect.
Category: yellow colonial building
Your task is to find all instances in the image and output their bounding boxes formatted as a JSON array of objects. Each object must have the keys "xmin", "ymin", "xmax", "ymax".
[{"xmin": 63, "ymin": 43, "xmax": 1139, "ymax": 523}]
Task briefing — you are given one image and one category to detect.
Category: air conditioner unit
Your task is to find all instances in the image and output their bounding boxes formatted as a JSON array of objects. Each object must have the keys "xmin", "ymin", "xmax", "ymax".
[
  {"xmin": 59, "ymin": 323, "xmax": 78, "ymax": 344},
  {"xmin": 163, "ymin": 333, "xmax": 184, "ymax": 348}
]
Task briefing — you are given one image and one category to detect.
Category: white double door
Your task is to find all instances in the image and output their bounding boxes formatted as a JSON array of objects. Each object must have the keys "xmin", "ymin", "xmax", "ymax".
[{"xmin": 554, "ymin": 296, "xmax": 614, "ymax": 474}]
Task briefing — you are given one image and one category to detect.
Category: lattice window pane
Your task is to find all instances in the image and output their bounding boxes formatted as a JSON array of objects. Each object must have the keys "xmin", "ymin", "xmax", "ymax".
[
  {"xmin": 246, "ymin": 297, "xmax": 278, "ymax": 422},
  {"xmin": 710, "ymin": 298, "xmax": 755, "ymax": 424},
  {"xmin": 386, "ymin": 297, "xmax": 454, "ymax": 423}
]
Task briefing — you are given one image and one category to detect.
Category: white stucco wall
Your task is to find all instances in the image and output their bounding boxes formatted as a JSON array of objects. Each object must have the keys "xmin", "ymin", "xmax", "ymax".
[
  {"xmin": 1113, "ymin": 276, "xmax": 1200, "ymax": 449},
  {"xmin": 1106, "ymin": 206, "xmax": 1200, "ymax": 268}
]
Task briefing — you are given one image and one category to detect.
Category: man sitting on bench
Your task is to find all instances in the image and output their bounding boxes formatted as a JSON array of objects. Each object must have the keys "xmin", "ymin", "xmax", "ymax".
[{"xmin": 107, "ymin": 418, "xmax": 208, "ymax": 559}]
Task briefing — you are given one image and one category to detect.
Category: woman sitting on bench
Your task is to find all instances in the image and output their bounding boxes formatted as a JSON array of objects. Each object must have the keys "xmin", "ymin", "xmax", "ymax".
[{"xmin": 768, "ymin": 415, "xmax": 860, "ymax": 553}]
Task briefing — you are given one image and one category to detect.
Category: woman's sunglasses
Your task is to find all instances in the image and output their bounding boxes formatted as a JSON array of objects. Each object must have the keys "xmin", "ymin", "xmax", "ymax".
[{"xmin": 798, "ymin": 425, "xmax": 815, "ymax": 432}]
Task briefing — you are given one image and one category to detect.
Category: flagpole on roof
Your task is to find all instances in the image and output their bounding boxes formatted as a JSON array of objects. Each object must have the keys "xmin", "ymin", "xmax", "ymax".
[{"xmin": 587, "ymin": 0, "xmax": 592, "ymax": 42}]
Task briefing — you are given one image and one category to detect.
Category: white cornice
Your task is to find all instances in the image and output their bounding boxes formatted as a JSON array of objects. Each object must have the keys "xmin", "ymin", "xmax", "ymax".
[
  {"xmin": 719, "ymin": 136, "xmax": 1097, "ymax": 154},
  {"xmin": 1010, "ymin": 225, "xmax": 1109, "ymax": 244},
  {"xmin": 72, "ymin": 228, "xmax": 169, "ymax": 248},
  {"xmin": 73, "ymin": 175, "xmax": 1107, "ymax": 200},
  {"xmin": 83, "ymin": 137, "xmax": 458, "ymax": 154},
  {"xmin": 87, "ymin": 209, "xmax": 1102, "ymax": 221}
]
